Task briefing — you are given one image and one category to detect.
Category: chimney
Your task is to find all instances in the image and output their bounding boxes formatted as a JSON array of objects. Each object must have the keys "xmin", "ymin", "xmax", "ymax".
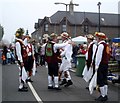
[{"xmin": 69, "ymin": 0, "xmax": 74, "ymax": 15}]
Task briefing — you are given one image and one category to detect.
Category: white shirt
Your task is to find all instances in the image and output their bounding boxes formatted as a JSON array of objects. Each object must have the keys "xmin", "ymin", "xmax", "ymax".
[
  {"xmin": 23, "ymin": 38, "xmax": 28, "ymax": 46},
  {"xmin": 60, "ymin": 40, "xmax": 73, "ymax": 62},
  {"xmin": 53, "ymin": 42, "xmax": 68, "ymax": 53},
  {"xmin": 41, "ymin": 43, "xmax": 46, "ymax": 55},
  {"xmin": 15, "ymin": 38, "xmax": 23, "ymax": 62},
  {"xmin": 85, "ymin": 41, "xmax": 97, "ymax": 62},
  {"xmin": 95, "ymin": 40, "xmax": 105, "ymax": 69},
  {"xmin": 43, "ymin": 41, "xmax": 68, "ymax": 55}
]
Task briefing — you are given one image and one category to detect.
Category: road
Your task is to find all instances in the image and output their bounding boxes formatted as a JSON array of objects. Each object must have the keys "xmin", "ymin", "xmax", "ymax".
[{"xmin": 1, "ymin": 64, "xmax": 120, "ymax": 103}]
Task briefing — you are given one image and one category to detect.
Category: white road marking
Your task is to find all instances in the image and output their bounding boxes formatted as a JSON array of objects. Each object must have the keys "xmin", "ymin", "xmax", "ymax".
[
  {"xmin": 27, "ymin": 68, "xmax": 75, "ymax": 103},
  {"xmin": 27, "ymin": 82, "xmax": 43, "ymax": 103}
]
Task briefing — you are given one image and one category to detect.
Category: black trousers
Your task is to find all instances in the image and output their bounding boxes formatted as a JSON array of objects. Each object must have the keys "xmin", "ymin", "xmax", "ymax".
[
  {"xmin": 47, "ymin": 62, "xmax": 59, "ymax": 76},
  {"xmin": 97, "ymin": 64, "xmax": 108, "ymax": 87},
  {"xmin": 26, "ymin": 56, "xmax": 34, "ymax": 72}
]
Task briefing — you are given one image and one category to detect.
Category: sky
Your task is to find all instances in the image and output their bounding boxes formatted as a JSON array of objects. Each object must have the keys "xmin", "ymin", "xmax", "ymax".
[{"xmin": 0, "ymin": 0, "xmax": 119, "ymax": 44}]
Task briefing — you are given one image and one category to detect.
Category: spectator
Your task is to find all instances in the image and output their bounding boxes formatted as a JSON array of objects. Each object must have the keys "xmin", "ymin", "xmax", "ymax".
[
  {"xmin": 2, "ymin": 46, "xmax": 8, "ymax": 64},
  {"xmin": 114, "ymin": 43, "xmax": 120, "ymax": 68},
  {"xmin": 77, "ymin": 43, "xmax": 87, "ymax": 55},
  {"xmin": 1, "ymin": 52, "xmax": 6, "ymax": 65},
  {"xmin": 32, "ymin": 40, "xmax": 39, "ymax": 67},
  {"xmin": 11, "ymin": 49, "xmax": 16, "ymax": 64},
  {"xmin": 72, "ymin": 45, "xmax": 79, "ymax": 68},
  {"xmin": 40, "ymin": 39, "xmax": 46, "ymax": 66},
  {"xmin": 111, "ymin": 42, "xmax": 117, "ymax": 60},
  {"xmin": 6, "ymin": 49, "xmax": 11, "ymax": 64}
]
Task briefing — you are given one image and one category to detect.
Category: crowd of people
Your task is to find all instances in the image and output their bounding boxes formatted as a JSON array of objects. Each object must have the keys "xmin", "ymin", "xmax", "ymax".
[
  {"xmin": 1, "ymin": 27, "xmax": 120, "ymax": 102},
  {"xmin": 1, "ymin": 45, "xmax": 16, "ymax": 65}
]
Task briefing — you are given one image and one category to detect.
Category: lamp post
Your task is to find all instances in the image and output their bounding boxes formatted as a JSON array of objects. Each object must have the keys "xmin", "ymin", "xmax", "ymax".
[
  {"xmin": 97, "ymin": 2, "xmax": 101, "ymax": 32},
  {"xmin": 54, "ymin": 2, "xmax": 79, "ymax": 32}
]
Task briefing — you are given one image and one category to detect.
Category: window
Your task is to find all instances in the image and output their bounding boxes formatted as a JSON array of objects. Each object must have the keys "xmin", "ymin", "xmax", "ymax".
[
  {"xmin": 84, "ymin": 25, "xmax": 89, "ymax": 34},
  {"xmin": 44, "ymin": 24, "xmax": 48, "ymax": 32},
  {"xmin": 62, "ymin": 24, "xmax": 66, "ymax": 32}
]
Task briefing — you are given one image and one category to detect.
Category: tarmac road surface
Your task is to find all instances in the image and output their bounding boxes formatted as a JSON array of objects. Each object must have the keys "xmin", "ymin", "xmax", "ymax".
[{"xmin": 1, "ymin": 64, "xmax": 120, "ymax": 102}]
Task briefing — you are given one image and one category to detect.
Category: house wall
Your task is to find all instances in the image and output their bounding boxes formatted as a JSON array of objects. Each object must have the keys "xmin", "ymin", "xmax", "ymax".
[
  {"xmin": 32, "ymin": 13, "xmax": 119, "ymax": 42},
  {"xmin": 32, "ymin": 23, "xmax": 119, "ymax": 41}
]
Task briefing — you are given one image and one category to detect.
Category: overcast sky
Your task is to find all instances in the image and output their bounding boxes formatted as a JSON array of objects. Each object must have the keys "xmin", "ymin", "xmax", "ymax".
[{"xmin": 0, "ymin": 0, "xmax": 119, "ymax": 43}]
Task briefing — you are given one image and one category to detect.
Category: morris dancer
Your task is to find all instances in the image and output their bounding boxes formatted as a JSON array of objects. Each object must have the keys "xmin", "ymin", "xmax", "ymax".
[{"xmin": 15, "ymin": 28, "xmax": 28, "ymax": 92}]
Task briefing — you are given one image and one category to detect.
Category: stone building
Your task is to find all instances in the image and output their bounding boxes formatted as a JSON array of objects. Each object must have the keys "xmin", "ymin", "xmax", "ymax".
[{"xmin": 32, "ymin": 3, "xmax": 120, "ymax": 42}]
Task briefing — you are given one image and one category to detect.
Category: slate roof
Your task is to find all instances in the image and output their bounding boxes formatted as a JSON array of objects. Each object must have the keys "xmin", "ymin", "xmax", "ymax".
[{"xmin": 46, "ymin": 11, "xmax": 119, "ymax": 26}]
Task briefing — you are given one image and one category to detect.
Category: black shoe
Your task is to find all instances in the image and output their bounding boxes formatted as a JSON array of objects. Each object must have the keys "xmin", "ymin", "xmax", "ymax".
[
  {"xmin": 48, "ymin": 86, "xmax": 53, "ymax": 89},
  {"xmin": 100, "ymin": 95, "xmax": 108, "ymax": 101},
  {"xmin": 23, "ymin": 86, "xmax": 28, "ymax": 89},
  {"xmin": 18, "ymin": 88, "xmax": 28, "ymax": 92},
  {"xmin": 94, "ymin": 87, "xmax": 96, "ymax": 90},
  {"xmin": 95, "ymin": 95, "xmax": 103, "ymax": 101},
  {"xmin": 60, "ymin": 79, "xmax": 67, "ymax": 86},
  {"xmin": 26, "ymin": 79, "xmax": 33, "ymax": 83},
  {"xmin": 95, "ymin": 95, "xmax": 108, "ymax": 101},
  {"xmin": 104, "ymin": 95, "xmax": 108, "ymax": 101},
  {"xmin": 54, "ymin": 86, "xmax": 61, "ymax": 90},
  {"xmin": 85, "ymin": 87, "xmax": 89, "ymax": 90},
  {"xmin": 64, "ymin": 80, "xmax": 73, "ymax": 87}
]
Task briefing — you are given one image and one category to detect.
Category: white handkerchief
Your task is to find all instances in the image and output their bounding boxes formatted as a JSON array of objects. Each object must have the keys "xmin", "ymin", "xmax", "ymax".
[
  {"xmin": 32, "ymin": 60, "xmax": 36, "ymax": 76},
  {"xmin": 83, "ymin": 66, "xmax": 93, "ymax": 82},
  {"xmin": 22, "ymin": 66, "xmax": 28, "ymax": 82},
  {"xmin": 89, "ymin": 71, "xmax": 97, "ymax": 94}
]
